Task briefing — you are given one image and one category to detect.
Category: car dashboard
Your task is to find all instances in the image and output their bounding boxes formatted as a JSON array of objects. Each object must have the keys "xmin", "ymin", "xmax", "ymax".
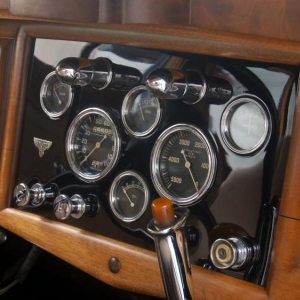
[
  {"xmin": 1, "ymin": 2, "xmax": 300, "ymax": 300},
  {"xmin": 15, "ymin": 38, "xmax": 296, "ymax": 285}
]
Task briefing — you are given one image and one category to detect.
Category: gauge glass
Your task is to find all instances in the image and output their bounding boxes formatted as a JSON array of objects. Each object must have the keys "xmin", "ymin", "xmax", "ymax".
[
  {"xmin": 151, "ymin": 124, "xmax": 216, "ymax": 206},
  {"xmin": 109, "ymin": 170, "xmax": 150, "ymax": 222},
  {"xmin": 221, "ymin": 97, "xmax": 271, "ymax": 155},
  {"xmin": 40, "ymin": 71, "xmax": 73, "ymax": 119},
  {"xmin": 122, "ymin": 85, "xmax": 161, "ymax": 137},
  {"xmin": 66, "ymin": 107, "xmax": 121, "ymax": 182}
]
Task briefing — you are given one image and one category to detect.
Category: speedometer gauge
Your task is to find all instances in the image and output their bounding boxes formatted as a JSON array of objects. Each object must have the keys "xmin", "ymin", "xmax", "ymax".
[
  {"xmin": 221, "ymin": 96, "xmax": 271, "ymax": 155},
  {"xmin": 151, "ymin": 124, "xmax": 216, "ymax": 206},
  {"xmin": 66, "ymin": 107, "xmax": 121, "ymax": 182}
]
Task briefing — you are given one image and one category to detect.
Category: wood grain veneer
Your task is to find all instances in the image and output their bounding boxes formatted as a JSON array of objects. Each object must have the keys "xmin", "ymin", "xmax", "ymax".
[
  {"xmin": 0, "ymin": 208, "xmax": 269, "ymax": 299},
  {"xmin": 0, "ymin": 10, "xmax": 300, "ymax": 299},
  {"xmin": 8, "ymin": 0, "xmax": 300, "ymax": 43},
  {"xmin": 0, "ymin": 39, "xmax": 14, "ymax": 159}
]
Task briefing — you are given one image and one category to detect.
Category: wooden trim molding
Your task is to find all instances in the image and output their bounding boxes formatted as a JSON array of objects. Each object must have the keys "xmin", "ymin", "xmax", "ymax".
[
  {"xmin": 1, "ymin": 21, "xmax": 300, "ymax": 299},
  {"xmin": 0, "ymin": 208, "xmax": 268, "ymax": 299}
]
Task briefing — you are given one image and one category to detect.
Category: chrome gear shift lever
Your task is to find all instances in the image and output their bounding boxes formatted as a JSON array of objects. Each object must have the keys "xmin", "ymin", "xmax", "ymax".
[{"xmin": 147, "ymin": 198, "xmax": 195, "ymax": 300}]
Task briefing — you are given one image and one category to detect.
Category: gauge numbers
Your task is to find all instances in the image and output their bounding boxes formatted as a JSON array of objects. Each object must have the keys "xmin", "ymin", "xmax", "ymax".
[
  {"xmin": 122, "ymin": 85, "xmax": 161, "ymax": 137},
  {"xmin": 66, "ymin": 107, "xmax": 121, "ymax": 182},
  {"xmin": 151, "ymin": 124, "xmax": 216, "ymax": 206},
  {"xmin": 109, "ymin": 170, "xmax": 150, "ymax": 222},
  {"xmin": 221, "ymin": 96, "xmax": 271, "ymax": 155},
  {"xmin": 40, "ymin": 71, "xmax": 73, "ymax": 119}
]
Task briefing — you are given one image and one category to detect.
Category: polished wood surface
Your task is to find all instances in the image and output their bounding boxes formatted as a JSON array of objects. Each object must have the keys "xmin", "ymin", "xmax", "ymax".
[
  {"xmin": 1, "ymin": 4, "xmax": 300, "ymax": 299},
  {"xmin": 8, "ymin": 0, "xmax": 300, "ymax": 42},
  {"xmin": 0, "ymin": 39, "xmax": 14, "ymax": 160},
  {"xmin": 0, "ymin": 208, "xmax": 269, "ymax": 300},
  {"xmin": 279, "ymin": 75, "xmax": 300, "ymax": 220},
  {"xmin": 9, "ymin": 0, "xmax": 98, "ymax": 23},
  {"xmin": 266, "ymin": 216, "xmax": 300, "ymax": 300}
]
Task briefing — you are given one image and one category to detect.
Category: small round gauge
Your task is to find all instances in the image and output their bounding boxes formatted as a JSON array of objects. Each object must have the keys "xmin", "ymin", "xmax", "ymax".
[
  {"xmin": 109, "ymin": 170, "xmax": 150, "ymax": 222},
  {"xmin": 40, "ymin": 71, "xmax": 73, "ymax": 119},
  {"xmin": 121, "ymin": 85, "xmax": 161, "ymax": 137},
  {"xmin": 66, "ymin": 107, "xmax": 121, "ymax": 182},
  {"xmin": 151, "ymin": 124, "xmax": 216, "ymax": 206},
  {"xmin": 221, "ymin": 96, "xmax": 271, "ymax": 155}
]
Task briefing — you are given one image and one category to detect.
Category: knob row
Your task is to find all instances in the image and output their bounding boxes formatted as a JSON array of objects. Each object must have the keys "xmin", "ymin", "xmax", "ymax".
[{"xmin": 13, "ymin": 183, "xmax": 99, "ymax": 221}]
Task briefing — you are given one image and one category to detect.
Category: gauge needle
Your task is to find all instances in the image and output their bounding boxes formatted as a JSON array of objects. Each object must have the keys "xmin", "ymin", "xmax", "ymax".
[
  {"xmin": 181, "ymin": 149, "xmax": 198, "ymax": 192},
  {"xmin": 79, "ymin": 135, "xmax": 107, "ymax": 166},
  {"xmin": 53, "ymin": 86, "xmax": 63, "ymax": 105},
  {"xmin": 138, "ymin": 102, "xmax": 146, "ymax": 122},
  {"xmin": 122, "ymin": 186, "xmax": 135, "ymax": 207}
]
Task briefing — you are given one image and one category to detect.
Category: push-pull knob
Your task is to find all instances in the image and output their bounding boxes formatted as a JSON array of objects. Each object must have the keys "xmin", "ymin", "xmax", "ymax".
[
  {"xmin": 14, "ymin": 183, "xmax": 57, "ymax": 207},
  {"xmin": 56, "ymin": 57, "xmax": 142, "ymax": 90},
  {"xmin": 53, "ymin": 194, "xmax": 98, "ymax": 220},
  {"xmin": 210, "ymin": 237, "xmax": 260, "ymax": 270},
  {"xmin": 146, "ymin": 68, "xmax": 232, "ymax": 104},
  {"xmin": 147, "ymin": 198, "xmax": 195, "ymax": 300}
]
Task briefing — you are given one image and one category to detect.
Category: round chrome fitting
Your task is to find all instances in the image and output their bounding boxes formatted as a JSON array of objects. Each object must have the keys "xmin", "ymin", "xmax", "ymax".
[{"xmin": 210, "ymin": 237, "xmax": 258, "ymax": 270}]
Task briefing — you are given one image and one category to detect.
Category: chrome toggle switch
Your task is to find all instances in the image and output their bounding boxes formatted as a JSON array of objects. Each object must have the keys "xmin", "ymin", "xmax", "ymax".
[
  {"xmin": 53, "ymin": 194, "xmax": 99, "ymax": 220},
  {"xmin": 56, "ymin": 57, "xmax": 142, "ymax": 90},
  {"xmin": 14, "ymin": 182, "xmax": 57, "ymax": 208}
]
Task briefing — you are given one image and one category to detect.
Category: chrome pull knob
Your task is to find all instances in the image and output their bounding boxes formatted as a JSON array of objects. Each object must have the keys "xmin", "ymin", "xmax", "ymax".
[
  {"xmin": 210, "ymin": 237, "xmax": 260, "ymax": 270},
  {"xmin": 146, "ymin": 68, "xmax": 232, "ymax": 104},
  {"xmin": 14, "ymin": 183, "xmax": 57, "ymax": 207},
  {"xmin": 53, "ymin": 194, "xmax": 98, "ymax": 220},
  {"xmin": 147, "ymin": 198, "xmax": 195, "ymax": 300},
  {"xmin": 56, "ymin": 57, "xmax": 142, "ymax": 90}
]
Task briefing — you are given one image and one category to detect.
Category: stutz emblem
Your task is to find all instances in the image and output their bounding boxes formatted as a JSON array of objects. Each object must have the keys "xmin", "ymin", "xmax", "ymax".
[{"xmin": 34, "ymin": 137, "xmax": 53, "ymax": 157}]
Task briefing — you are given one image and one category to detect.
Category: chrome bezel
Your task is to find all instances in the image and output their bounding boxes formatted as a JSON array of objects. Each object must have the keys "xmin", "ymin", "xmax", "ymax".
[
  {"xmin": 40, "ymin": 71, "xmax": 74, "ymax": 119},
  {"xmin": 65, "ymin": 107, "xmax": 121, "ymax": 183},
  {"xmin": 221, "ymin": 96, "xmax": 271, "ymax": 155},
  {"xmin": 109, "ymin": 170, "xmax": 150, "ymax": 223},
  {"xmin": 150, "ymin": 124, "xmax": 216, "ymax": 206},
  {"xmin": 121, "ymin": 85, "xmax": 162, "ymax": 138}
]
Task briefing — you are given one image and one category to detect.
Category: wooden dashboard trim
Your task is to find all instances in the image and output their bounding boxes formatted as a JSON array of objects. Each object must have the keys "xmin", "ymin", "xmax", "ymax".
[{"xmin": 0, "ymin": 20, "xmax": 300, "ymax": 299}]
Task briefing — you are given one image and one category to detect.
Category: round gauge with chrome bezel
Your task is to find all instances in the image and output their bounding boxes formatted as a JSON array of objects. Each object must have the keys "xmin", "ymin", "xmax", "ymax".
[
  {"xmin": 109, "ymin": 170, "xmax": 150, "ymax": 222},
  {"xmin": 151, "ymin": 124, "xmax": 217, "ymax": 206},
  {"xmin": 65, "ymin": 107, "xmax": 121, "ymax": 182},
  {"xmin": 40, "ymin": 71, "xmax": 74, "ymax": 119},
  {"xmin": 121, "ymin": 85, "xmax": 162, "ymax": 137},
  {"xmin": 221, "ymin": 96, "xmax": 271, "ymax": 155}
]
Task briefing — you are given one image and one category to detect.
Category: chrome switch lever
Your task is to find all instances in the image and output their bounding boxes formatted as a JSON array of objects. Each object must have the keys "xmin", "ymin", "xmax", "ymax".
[
  {"xmin": 146, "ymin": 68, "xmax": 232, "ymax": 104},
  {"xmin": 147, "ymin": 198, "xmax": 195, "ymax": 300},
  {"xmin": 14, "ymin": 183, "xmax": 57, "ymax": 208},
  {"xmin": 53, "ymin": 194, "xmax": 99, "ymax": 220},
  {"xmin": 56, "ymin": 57, "xmax": 142, "ymax": 90}
]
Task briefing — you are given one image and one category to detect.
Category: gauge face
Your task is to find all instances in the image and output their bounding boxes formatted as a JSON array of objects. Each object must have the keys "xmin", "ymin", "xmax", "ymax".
[
  {"xmin": 40, "ymin": 71, "xmax": 73, "ymax": 119},
  {"xmin": 151, "ymin": 124, "xmax": 216, "ymax": 206},
  {"xmin": 66, "ymin": 107, "xmax": 121, "ymax": 182},
  {"xmin": 221, "ymin": 97, "xmax": 271, "ymax": 155},
  {"xmin": 122, "ymin": 85, "xmax": 161, "ymax": 137},
  {"xmin": 109, "ymin": 170, "xmax": 150, "ymax": 222}
]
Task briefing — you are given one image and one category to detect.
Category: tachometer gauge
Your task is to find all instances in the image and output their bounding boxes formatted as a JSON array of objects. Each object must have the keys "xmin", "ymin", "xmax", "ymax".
[
  {"xmin": 221, "ymin": 96, "xmax": 271, "ymax": 155},
  {"xmin": 66, "ymin": 107, "xmax": 121, "ymax": 182},
  {"xmin": 109, "ymin": 170, "xmax": 150, "ymax": 222},
  {"xmin": 40, "ymin": 71, "xmax": 73, "ymax": 119},
  {"xmin": 121, "ymin": 85, "xmax": 161, "ymax": 137},
  {"xmin": 151, "ymin": 124, "xmax": 216, "ymax": 206}
]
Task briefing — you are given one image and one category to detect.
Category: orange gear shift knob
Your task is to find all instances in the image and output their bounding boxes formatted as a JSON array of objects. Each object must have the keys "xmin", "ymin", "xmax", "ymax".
[{"xmin": 151, "ymin": 198, "xmax": 175, "ymax": 228}]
